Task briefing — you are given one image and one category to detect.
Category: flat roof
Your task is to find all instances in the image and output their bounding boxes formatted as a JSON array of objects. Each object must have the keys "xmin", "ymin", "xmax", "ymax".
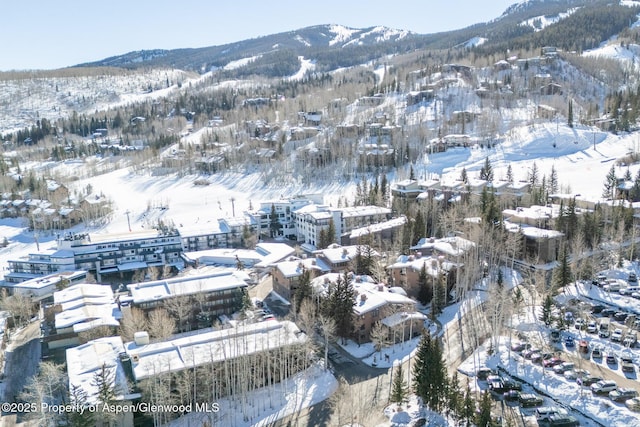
[
  {"xmin": 66, "ymin": 336, "xmax": 133, "ymax": 405},
  {"xmin": 126, "ymin": 320, "xmax": 306, "ymax": 380},
  {"xmin": 127, "ymin": 270, "xmax": 250, "ymax": 304}
]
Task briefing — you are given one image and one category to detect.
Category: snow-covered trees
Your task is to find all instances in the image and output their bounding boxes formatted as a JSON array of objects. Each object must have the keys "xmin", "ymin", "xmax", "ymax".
[
  {"xmin": 413, "ymin": 333, "xmax": 448, "ymax": 412},
  {"xmin": 321, "ymin": 272, "xmax": 356, "ymax": 341}
]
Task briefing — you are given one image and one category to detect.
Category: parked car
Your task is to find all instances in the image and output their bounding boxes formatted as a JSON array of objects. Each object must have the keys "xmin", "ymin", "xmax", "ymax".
[
  {"xmin": 626, "ymin": 397, "xmax": 640, "ymax": 412},
  {"xmin": 564, "ymin": 336, "xmax": 574, "ymax": 347},
  {"xmin": 620, "ymin": 285, "xmax": 640, "ymax": 296},
  {"xmin": 564, "ymin": 368, "xmax": 589, "ymax": 381},
  {"xmin": 592, "ymin": 346, "xmax": 603, "ymax": 359},
  {"xmin": 542, "ymin": 414, "xmax": 580, "ymax": 427},
  {"xmin": 574, "ymin": 318, "xmax": 585, "ymax": 330},
  {"xmin": 623, "ymin": 332, "xmax": 637, "ymax": 348},
  {"xmin": 611, "ymin": 328, "xmax": 624, "ymax": 342},
  {"xmin": 621, "ymin": 355, "xmax": 635, "ymax": 373},
  {"xmin": 606, "ymin": 353, "xmax": 618, "ymax": 365},
  {"xmin": 519, "ymin": 393, "xmax": 544, "ymax": 408},
  {"xmin": 591, "ymin": 304, "xmax": 605, "ymax": 314},
  {"xmin": 553, "ymin": 362, "xmax": 575, "ymax": 375},
  {"xmin": 591, "ymin": 380, "xmax": 617, "ymax": 395},
  {"xmin": 536, "ymin": 406, "xmax": 567, "ymax": 422},
  {"xmin": 632, "ymin": 291, "xmax": 640, "ymax": 300},
  {"xmin": 476, "ymin": 367, "xmax": 495, "ymax": 381},
  {"xmin": 604, "ymin": 281, "xmax": 622, "ymax": 292},
  {"xmin": 577, "ymin": 375, "xmax": 602, "ymax": 386},
  {"xmin": 601, "ymin": 308, "xmax": 617, "ymax": 317},
  {"xmin": 543, "ymin": 357, "xmax": 564, "ymax": 368},
  {"xmin": 510, "ymin": 342, "xmax": 531, "ymax": 353},
  {"xmin": 609, "ymin": 388, "xmax": 638, "ymax": 402},
  {"xmin": 523, "ymin": 348, "xmax": 541, "ymax": 359},
  {"xmin": 550, "ymin": 329, "xmax": 561, "ymax": 343},
  {"xmin": 586, "ymin": 321, "xmax": 598, "ymax": 334},
  {"xmin": 578, "ymin": 339, "xmax": 589, "ymax": 354},
  {"xmin": 598, "ymin": 328, "xmax": 610, "ymax": 338},
  {"xmin": 502, "ymin": 378, "xmax": 522, "ymax": 392},
  {"xmin": 629, "ymin": 272, "xmax": 637, "ymax": 282},
  {"xmin": 503, "ymin": 390, "xmax": 520, "ymax": 402},
  {"xmin": 614, "ymin": 312, "xmax": 629, "ymax": 322}
]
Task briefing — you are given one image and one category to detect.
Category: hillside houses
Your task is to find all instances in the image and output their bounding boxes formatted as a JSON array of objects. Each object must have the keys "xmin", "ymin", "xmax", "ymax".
[{"xmin": 311, "ymin": 273, "xmax": 424, "ymax": 344}]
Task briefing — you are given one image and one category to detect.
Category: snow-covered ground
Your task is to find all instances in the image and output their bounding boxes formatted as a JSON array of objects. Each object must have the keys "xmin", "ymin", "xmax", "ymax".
[{"xmin": 168, "ymin": 363, "xmax": 338, "ymax": 427}]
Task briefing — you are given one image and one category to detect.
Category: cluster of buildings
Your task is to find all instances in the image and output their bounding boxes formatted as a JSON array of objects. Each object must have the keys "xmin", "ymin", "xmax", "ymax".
[{"xmin": 3, "ymin": 195, "xmax": 398, "ymax": 285}]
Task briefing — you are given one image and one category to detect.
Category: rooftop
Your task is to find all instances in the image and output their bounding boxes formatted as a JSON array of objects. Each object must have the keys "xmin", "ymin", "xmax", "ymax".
[{"xmin": 125, "ymin": 320, "xmax": 306, "ymax": 380}]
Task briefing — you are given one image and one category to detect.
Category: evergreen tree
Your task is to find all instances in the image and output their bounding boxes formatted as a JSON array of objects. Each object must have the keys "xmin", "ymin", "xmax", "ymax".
[
  {"xmin": 541, "ymin": 294, "xmax": 554, "ymax": 326},
  {"xmin": 476, "ymin": 391, "xmax": 493, "ymax": 427},
  {"xmin": 447, "ymin": 372, "xmax": 463, "ymax": 422},
  {"xmin": 528, "ymin": 161, "xmax": 539, "ymax": 187},
  {"xmin": 550, "ymin": 165, "xmax": 558, "ymax": 194},
  {"xmin": 462, "ymin": 386, "xmax": 476, "ymax": 426},
  {"xmin": 417, "ymin": 263, "xmax": 432, "ymax": 305},
  {"xmin": 68, "ymin": 384, "xmax": 96, "ymax": 427},
  {"xmin": 431, "ymin": 272, "xmax": 447, "ymax": 318},
  {"xmin": 326, "ymin": 219, "xmax": 336, "ymax": 246},
  {"xmin": 506, "ymin": 164, "xmax": 514, "ymax": 185},
  {"xmin": 409, "ymin": 164, "xmax": 416, "ymax": 180},
  {"xmin": 632, "ymin": 169, "xmax": 640, "ymax": 201},
  {"xmin": 269, "ymin": 204, "xmax": 282, "ymax": 238},
  {"xmin": 294, "ymin": 267, "xmax": 312, "ymax": 313},
  {"xmin": 390, "ymin": 364, "xmax": 408, "ymax": 405},
  {"xmin": 460, "ymin": 167, "xmax": 468, "ymax": 184},
  {"xmin": 496, "ymin": 268, "xmax": 504, "ymax": 289},
  {"xmin": 318, "ymin": 228, "xmax": 329, "ymax": 249},
  {"xmin": 553, "ymin": 245, "xmax": 572, "ymax": 290},
  {"xmin": 603, "ymin": 165, "xmax": 617, "ymax": 200},
  {"xmin": 380, "ymin": 173, "xmax": 389, "ymax": 206},
  {"xmin": 322, "ymin": 272, "xmax": 356, "ymax": 340},
  {"xmin": 413, "ymin": 333, "xmax": 448, "ymax": 412},
  {"xmin": 568, "ymin": 99, "xmax": 574, "ymax": 128},
  {"xmin": 412, "ymin": 211, "xmax": 426, "ymax": 246},
  {"xmin": 479, "ymin": 157, "xmax": 493, "ymax": 181}
]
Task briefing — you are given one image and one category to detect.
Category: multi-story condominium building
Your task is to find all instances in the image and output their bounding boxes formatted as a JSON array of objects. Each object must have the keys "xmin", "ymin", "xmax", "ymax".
[
  {"xmin": 295, "ymin": 205, "xmax": 391, "ymax": 248},
  {"xmin": 247, "ymin": 195, "xmax": 322, "ymax": 240},
  {"xmin": 0, "ymin": 270, "xmax": 86, "ymax": 301},
  {"xmin": 6, "ymin": 229, "xmax": 183, "ymax": 283},
  {"xmin": 125, "ymin": 268, "xmax": 251, "ymax": 331}
]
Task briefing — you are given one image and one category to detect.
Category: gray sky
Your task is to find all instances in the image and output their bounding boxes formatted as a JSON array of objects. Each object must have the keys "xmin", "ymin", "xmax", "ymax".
[{"xmin": 1, "ymin": 0, "xmax": 516, "ymax": 71}]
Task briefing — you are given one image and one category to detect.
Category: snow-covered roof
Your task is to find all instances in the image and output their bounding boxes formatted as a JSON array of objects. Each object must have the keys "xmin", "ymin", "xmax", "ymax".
[
  {"xmin": 411, "ymin": 236, "xmax": 476, "ymax": 257},
  {"xmin": 274, "ymin": 257, "xmax": 331, "ymax": 278},
  {"xmin": 183, "ymin": 242, "xmax": 294, "ymax": 269},
  {"xmin": 54, "ymin": 283, "xmax": 114, "ymax": 308},
  {"xmin": 66, "ymin": 336, "xmax": 135, "ymax": 405},
  {"xmin": 127, "ymin": 269, "xmax": 249, "ymax": 304},
  {"xmin": 310, "ymin": 273, "xmax": 416, "ymax": 315},
  {"xmin": 381, "ymin": 311, "xmax": 427, "ymax": 327},
  {"xmin": 388, "ymin": 255, "xmax": 458, "ymax": 276},
  {"xmin": 126, "ymin": 320, "xmax": 306, "ymax": 380},
  {"xmin": 315, "ymin": 244, "xmax": 379, "ymax": 265},
  {"xmin": 348, "ymin": 216, "xmax": 407, "ymax": 239},
  {"xmin": 504, "ymin": 221, "xmax": 564, "ymax": 239}
]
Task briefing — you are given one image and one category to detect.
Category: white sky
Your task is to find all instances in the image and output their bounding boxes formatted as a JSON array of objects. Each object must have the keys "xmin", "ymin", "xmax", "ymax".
[{"xmin": 0, "ymin": 0, "xmax": 516, "ymax": 71}]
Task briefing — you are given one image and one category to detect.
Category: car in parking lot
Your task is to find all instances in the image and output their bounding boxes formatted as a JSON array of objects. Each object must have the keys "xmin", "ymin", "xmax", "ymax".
[
  {"xmin": 611, "ymin": 328, "xmax": 624, "ymax": 342},
  {"xmin": 591, "ymin": 380, "xmax": 617, "ymax": 395},
  {"xmin": 614, "ymin": 312, "xmax": 629, "ymax": 322},
  {"xmin": 541, "ymin": 414, "xmax": 580, "ymax": 427},
  {"xmin": 606, "ymin": 353, "xmax": 618, "ymax": 365},
  {"xmin": 523, "ymin": 348, "xmax": 541, "ymax": 359},
  {"xmin": 503, "ymin": 390, "xmax": 520, "ymax": 402},
  {"xmin": 591, "ymin": 304, "xmax": 605, "ymax": 314},
  {"xmin": 601, "ymin": 308, "xmax": 617, "ymax": 317},
  {"xmin": 626, "ymin": 397, "xmax": 640, "ymax": 412},
  {"xmin": 591, "ymin": 346, "xmax": 603, "ymax": 359},
  {"xmin": 511, "ymin": 342, "xmax": 531, "ymax": 353},
  {"xmin": 577, "ymin": 374, "xmax": 602, "ymax": 386},
  {"xmin": 535, "ymin": 406, "xmax": 568, "ymax": 423},
  {"xmin": 598, "ymin": 328, "xmax": 610, "ymax": 338},
  {"xmin": 550, "ymin": 329, "xmax": 561, "ymax": 343},
  {"xmin": 553, "ymin": 362, "xmax": 575, "ymax": 375},
  {"xmin": 564, "ymin": 368, "xmax": 589, "ymax": 381},
  {"xmin": 564, "ymin": 336, "xmax": 575, "ymax": 347},
  {"xmin": 476, "ymin": 367, "xmax": 496, "ymax": 380},
  {"xmin": 623, "ymin": 332, "xmax": 637, "ymax": 348},
  {"xmin": 621, "ymin": 355, "xmax": 635, "ymax": 373},
  {"xmin": 501, "ymin": 378, "xmax": 522, "ymax": 392},
  {"xmin": 543, "ymin": 356, "xmax": 564, "ymax": 368},
  {"xmin": 519, "ymin": 393, "xmax": 544, "ymax": 408},
  {"xmin": 586, "ymin": 321, "xmax": 597, "ymax": 334},
  {"xmin": 609, "ymin": 388, "xmax": 638, "ymax": 402},
  {"xmin": 574, "ymin": 318, "xmax": 585, "ymax": 330}
]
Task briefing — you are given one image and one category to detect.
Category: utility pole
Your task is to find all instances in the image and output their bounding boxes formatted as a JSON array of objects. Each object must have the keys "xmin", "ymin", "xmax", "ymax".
[
  {"xmin": 125, "ymin": 210, "xmax": 131, "ymax": 232},
  {"xmin": 230, "ymin": 197, "xmax": 236, "ymax": 217}
]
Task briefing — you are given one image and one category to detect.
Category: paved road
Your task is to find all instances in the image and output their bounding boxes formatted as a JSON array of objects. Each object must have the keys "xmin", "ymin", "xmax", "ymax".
[{"xmin": 1, "ymin": 320, "xmax": 41, "ymax": 403}]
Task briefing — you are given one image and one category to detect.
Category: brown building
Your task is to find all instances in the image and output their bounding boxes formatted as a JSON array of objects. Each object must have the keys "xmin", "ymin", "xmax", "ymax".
[{"xmin": 271, "ymin": 257, "xmax": 331, "ymax": 300}]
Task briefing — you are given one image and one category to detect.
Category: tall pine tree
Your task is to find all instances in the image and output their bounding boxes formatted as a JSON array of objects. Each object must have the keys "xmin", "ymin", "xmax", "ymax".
[{"xmin": 413, "ymin": 333, "xmax": 448, "ymax": 412}]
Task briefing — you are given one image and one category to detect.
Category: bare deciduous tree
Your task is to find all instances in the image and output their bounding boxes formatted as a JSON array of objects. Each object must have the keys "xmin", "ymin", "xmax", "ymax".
[
  {"xmin": 148, "ymin": 308, "xmax": 175, "ymax": 340},
  {"xmin": 119, "ymin": 307, "xmax": 149, "ymax": 341}
]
